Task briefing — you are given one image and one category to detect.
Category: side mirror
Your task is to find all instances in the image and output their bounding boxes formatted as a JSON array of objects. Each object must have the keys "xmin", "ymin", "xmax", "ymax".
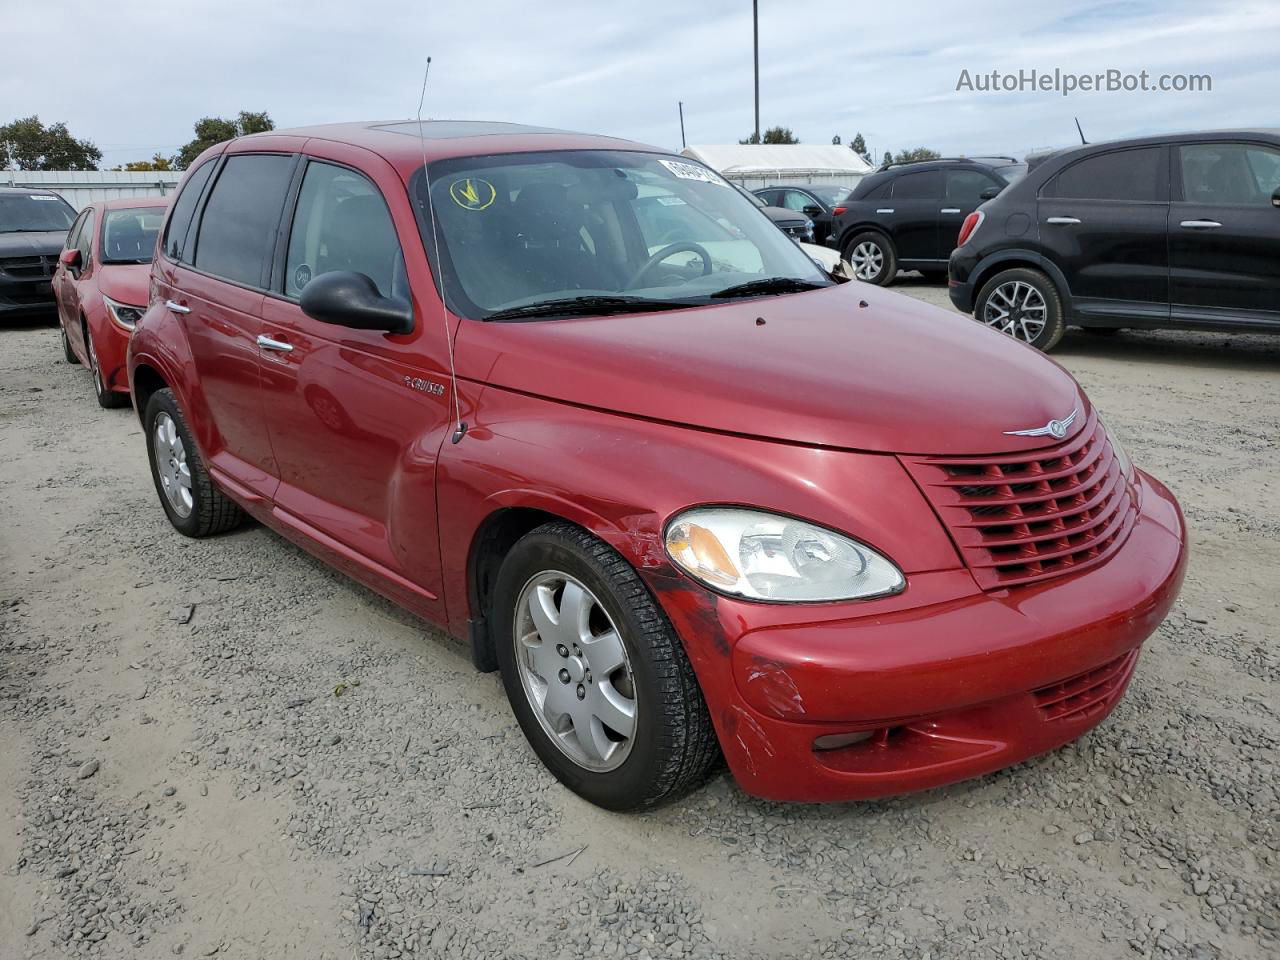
[
  {"xmin": 59, "ymin": 248, "xmax": 82, "ymax": 269},
  {"xmin": 299, "ymin": 271, "xmax": 413, "ymax": 334},
  {"xmin": 980, "ymin": 186, "xmax": 1001, "ymax": 201},
  {"xmin": 1272, "ymin": 187, "xmax": 1280, "ymax": 208},
  {"xmin": 802, "ymin": 204, "xmax": 823, "ymax": 218}
]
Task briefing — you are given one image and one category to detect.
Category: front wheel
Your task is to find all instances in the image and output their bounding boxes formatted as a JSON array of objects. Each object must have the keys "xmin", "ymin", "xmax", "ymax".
[
  {"xmin": 842, "ymin": 231, "xmax": 897, "ymax": 286},
  {"xmin": 144, "ymin": 388, "xmax": 245, "ymax": 537},
  {"xmin": 85, "ymin": 321, "xmax": 129, "ymax": 409},
  {"xmin": 492, "ymin": 522, "xmax": 719, "ymax": 810},
  {"xmin": 973, "ymin": 267, "xmax": 1066, "ymax": 352},
  {"xmin": 60, "ymin": 322, "xmax": 79, "ymax": 364}
]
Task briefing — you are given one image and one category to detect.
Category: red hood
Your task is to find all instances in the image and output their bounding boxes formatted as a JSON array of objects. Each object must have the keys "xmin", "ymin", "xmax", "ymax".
[
  {"xmin": 97, "ymin": 264, "xmax": 152, "ymax": 308},
  {"xmin": 454, "ymin": 283, "xmax": 1088, "ymax": 456}
]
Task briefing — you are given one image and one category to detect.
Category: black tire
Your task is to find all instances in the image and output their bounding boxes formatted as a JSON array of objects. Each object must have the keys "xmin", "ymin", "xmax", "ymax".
[
  {"xmin": 143, "ymin": 388, "xmax": 245, "ymax": 537},
  {"xmin": 973, "ymin": 267, "xmax": 1066, "ymax": 352},
  {"xmin": 84, "ymin": 320, "xmax": 129, "ymax": 409},
  {"xmin": 60, "ymin": 322, "xmax": 79, "ymax": 364},
  {"xmin": 841, "ymin": 230, "xmax": 897, "ymax": 286},
  {"xmin": 492, "ymin": 522, "xmax": 719, "ymax": 810}
]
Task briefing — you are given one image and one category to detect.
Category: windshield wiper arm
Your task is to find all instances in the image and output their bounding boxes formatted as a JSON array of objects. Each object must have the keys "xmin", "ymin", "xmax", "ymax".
[
  {"xmin": 485, "ymin": 296, "xmax": 694, "ymax": 322},
  {"xmin": 710, "ymin": 277, "xmax": 827, "ymax": 299}
]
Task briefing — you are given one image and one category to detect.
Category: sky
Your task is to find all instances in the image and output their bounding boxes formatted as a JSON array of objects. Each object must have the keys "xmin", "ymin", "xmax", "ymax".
[{"xmin": 5, "ymin": 0, "xmax": 1279, "ymax": 170}]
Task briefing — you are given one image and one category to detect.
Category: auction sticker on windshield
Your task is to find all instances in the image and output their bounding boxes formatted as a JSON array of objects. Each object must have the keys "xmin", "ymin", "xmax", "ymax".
[{"xmin": 658, "ymin": 159, "xmax": 728, "ymax": 187}]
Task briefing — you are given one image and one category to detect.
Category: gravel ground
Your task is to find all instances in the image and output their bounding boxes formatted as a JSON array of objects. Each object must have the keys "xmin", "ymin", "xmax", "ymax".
[{"xmin": 2, "ymin": 281, "xmax": 1277, "ymax": 960}]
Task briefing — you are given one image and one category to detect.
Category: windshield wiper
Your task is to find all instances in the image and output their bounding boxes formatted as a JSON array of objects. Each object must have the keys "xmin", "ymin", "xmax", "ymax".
[
  {"xmin": 710, "ymin": 277, "xmax": 827, "ymax": 299},
  {"xmin": 0, "ymin": 228, "xmax": 61, "ymax": 234},
  {"xmin": 485, "ymin": 295, "xmax": 694, "ymax": 322}
]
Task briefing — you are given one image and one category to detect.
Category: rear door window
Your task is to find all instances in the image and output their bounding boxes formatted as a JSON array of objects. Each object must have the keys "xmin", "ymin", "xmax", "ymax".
[
  {"xmin": 1045, "ymin": 147, "xmax": 1164, "ymax": 202},
  {"xmin": 162, "ymin": 159, "xmax": 215, "ymax": 262},
  {"xmin": 1178, "ymin": 142, "xmax": 1280, "ymax": 206},
  {"xmin": 284, "ymin": 161, "xmax": 406, "ymax": 300},
  {"xmin": 891, "ymin": 170, "xmax": 942, "ymax": 199},
  {"xmin": 194, "ymin": 154, "xmax": 295, "ymax": 287}
]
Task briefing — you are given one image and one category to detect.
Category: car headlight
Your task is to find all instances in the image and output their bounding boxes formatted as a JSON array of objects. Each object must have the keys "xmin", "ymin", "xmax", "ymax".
[
  {"xmin": 103, "ymin": 295, "xmax": 145, "ymax": 331},
  {"xmin": 664, "ymin": 507, "xmax": 905, "ymax": 602}
]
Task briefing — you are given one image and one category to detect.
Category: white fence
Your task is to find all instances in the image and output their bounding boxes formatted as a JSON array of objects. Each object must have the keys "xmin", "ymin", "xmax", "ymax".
[{"xmin": 3, "ymin": 170, "xmax": 183, "ymax": 210}]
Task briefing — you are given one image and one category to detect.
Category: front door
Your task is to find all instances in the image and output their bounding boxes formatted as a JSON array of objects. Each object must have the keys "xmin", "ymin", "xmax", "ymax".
[
  {"xmin": 1037, "ymin": 145, "xmax": 1170, "ymax": 323},
  {"xmin": 1170, "ymin": 140, "xmax": 1280, "ymax": 324},
  {"xmin": 257, "ymin": 153, "xmax": 453, "ymax": 616}
]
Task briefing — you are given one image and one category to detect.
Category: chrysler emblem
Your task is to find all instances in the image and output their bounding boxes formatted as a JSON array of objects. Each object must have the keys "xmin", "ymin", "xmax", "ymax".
[{"xmin": 1004, "ymin": 407, "xmax": 1078, "ymax": 439}]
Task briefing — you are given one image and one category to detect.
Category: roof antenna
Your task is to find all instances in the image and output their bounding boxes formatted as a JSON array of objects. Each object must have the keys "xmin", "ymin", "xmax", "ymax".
[
  {"xmin": 415, "ymin": 58, "xmax": 466, "ymax": 444},
  {"xmin": 1074, "ymin": 117, "xmax": 1088, "ymax": 145}
]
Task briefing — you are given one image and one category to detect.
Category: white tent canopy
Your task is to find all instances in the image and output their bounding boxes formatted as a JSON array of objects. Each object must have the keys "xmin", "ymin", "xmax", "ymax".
[{"xmin": 680, "ymin": 144, "xmax": 872, "ymax": 189}]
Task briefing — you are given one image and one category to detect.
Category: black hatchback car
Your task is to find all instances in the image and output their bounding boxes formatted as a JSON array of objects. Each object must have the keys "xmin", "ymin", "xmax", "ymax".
[
  {"xmin": 826, "ymin": 158, "xmax": 1016, "ymax": 285},
  {"xmin": 949, "ymin": 130, "xmax": 1280, "ymax": 351}
]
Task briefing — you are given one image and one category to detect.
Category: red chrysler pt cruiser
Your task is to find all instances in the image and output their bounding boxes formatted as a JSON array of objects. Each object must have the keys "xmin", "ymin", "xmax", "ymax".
[{"xmin": 127, "ymin": 122, "xmax": 1187, "ymax": 810}]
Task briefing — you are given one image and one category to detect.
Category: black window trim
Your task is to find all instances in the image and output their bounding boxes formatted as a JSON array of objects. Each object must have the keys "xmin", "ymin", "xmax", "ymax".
[
  {"xmin": 173, "ymin": 150, "xmax": 302, "ymax": 296},
  {"xmin": 266, "ymin": 155, "xmax": 410, "ymax": 314},
  {"xmin": 1170, "ymin": 138, "xmax": 1280, "ymax": 204},
  {"xmin": 1038, "ymin": 144, "xmax": 1171, "ymax": 205}
]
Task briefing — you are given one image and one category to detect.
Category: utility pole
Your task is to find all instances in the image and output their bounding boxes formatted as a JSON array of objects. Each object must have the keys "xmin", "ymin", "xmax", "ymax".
[
  {"xmin": 752, "ymin": 0, "xmax": 760, "ymax": 142},
  {"xmin": 678, "ymin": 101, "xmax": 686, "ymax": 149}
]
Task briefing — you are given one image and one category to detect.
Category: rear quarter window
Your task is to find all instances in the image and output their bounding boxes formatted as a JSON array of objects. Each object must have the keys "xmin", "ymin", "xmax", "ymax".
[{"xmin": 162, "ymin": 160, "xmax": 216, "ymax": 262}]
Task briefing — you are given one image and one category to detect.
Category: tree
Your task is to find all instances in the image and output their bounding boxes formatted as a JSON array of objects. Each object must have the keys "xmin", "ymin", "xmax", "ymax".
[
  {"xmin": 0, "ymin": 116, "xmax": 101, "ymax": 171},
  {"xmin": 893, "ymin": 147, "xmax": 941, "ymax": 164},
  {"xmin": 739, "ymin": 126, "xmax": 799, "ymax": 145},
  {"xmin": 113, "ymin": 153, "xmax": 173, "ymax": 172},
  {"xmin": 173, "ymin": 111, "xmax": 275, "ymax": 169},
  {"xmin": 850, "ymin": 133, "xmax": 869, "ymax": 163},
  {"xmin": 881, "ymin": 151, "xmax": 894, "ymax": 165},
  {"xmin": 831, "ymin": 135, "xmax": 841, "ymax": 146}
]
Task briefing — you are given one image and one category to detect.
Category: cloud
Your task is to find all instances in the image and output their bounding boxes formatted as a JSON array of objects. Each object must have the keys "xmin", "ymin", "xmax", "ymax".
[{"xmin": 3, "ymin": 0, "xmax": 1277, "ymax": 169}]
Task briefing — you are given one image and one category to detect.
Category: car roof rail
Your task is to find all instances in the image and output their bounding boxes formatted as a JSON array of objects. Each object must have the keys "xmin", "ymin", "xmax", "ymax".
[{"xmin": 877, "ymin": 156, "xmax": 1019, "ymax": 171}]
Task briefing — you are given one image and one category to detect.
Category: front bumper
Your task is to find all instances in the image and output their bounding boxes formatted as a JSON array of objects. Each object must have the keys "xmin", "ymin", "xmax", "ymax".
[
  {"xmin": 654, "ymin": 469, "xmax": 1186, "ymax": 803},
  {"xmin": 91, "ymin": 314, "xmax": 134, "ymax": 393}
]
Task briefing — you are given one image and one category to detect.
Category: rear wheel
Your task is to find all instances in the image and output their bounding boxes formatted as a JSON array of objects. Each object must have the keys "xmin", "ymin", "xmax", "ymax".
[
  {"xmin": 84, "ymin": 320, "xmax": 129, "ymax": 409},
  {"xmin": 492, "ymin": 522, "xmax": 719, "ymax": 810},
  {"xmin": 60, "ymin": 322, "xmax": 79, "ymax": 364},
  {"xmin": 842, "ymin": 231, "xmax": 897, "ymax": 286},
  {"xmin": 144, "ymin": 388, "xmax": 245, "ymax": 537},
  {"xmin": 973, "ymin": 267, "xmax": 1065, "ymax": 352}
]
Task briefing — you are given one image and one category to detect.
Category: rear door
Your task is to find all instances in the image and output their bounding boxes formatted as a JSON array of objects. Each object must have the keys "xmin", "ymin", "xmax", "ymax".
[
  {"xmin": 164, "ymin": 150, "xmax": 298, "ymax": 498},
  {"xmin": 1170, "ymin": 140, "xmax": 1280, "ymax": 324},
  {"xmin": 257, "ymin": 147, "xmax": 453, "ymax": 617},
  {"xmin": 941, "ymin": 167, "xmax": 1004, "ymax": 257},
  {"xmin": 887, "ymin": 169, "xmax": 942, "ymax": 261},
  {"xmin": 1037, "ymin": 145, "xmax": 1170, "ymax": 322}
]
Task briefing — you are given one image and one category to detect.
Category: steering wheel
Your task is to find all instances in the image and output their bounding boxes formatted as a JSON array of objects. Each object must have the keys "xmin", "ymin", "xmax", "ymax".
[{"xmin": 624, "ymin": 242, "xmax": 713, "ymax": 290}]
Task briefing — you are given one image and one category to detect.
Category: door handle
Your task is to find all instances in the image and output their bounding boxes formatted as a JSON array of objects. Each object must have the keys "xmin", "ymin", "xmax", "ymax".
[
  {"xmin": 940, "ymin": 208, "xmax": 961, "ymax": 214},
  {"xmin": 165, "ymin": 299, "xmax": 190, "ymax": 314},
  {"xmin": 256, "ymin": 335, "xmax": 294, "ymax": 353},
  {"xmin": 1045, "ymin": 216, "xmax": 1081, "ymax": 225},
  {"xmin": 876, "ymin": 208, "xmax": 895, "ymax": 214},
  {"xmin": 1180, "ymin": 219, "xmax": 1222, "ymax": 229}
]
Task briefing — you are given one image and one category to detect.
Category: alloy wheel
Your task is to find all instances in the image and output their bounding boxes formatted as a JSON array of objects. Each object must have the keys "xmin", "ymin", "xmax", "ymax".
[
  {"xmin": 153, "ymin": 412, "xmax": 193, "ymax": 518},
  {"xmin": 982, "ymin": 280, "xmax": 1047, "ymax": 343},
  {"xmin": 87, "ymin": 329, "xmax": 106, "ymax": 397},
  {"xmin": 513, "ymin": 571, "xmax": 637, "ymax": 772},
  {"xmin": 848, "ymin": 241, "xmax": 884, "ymax": 281}
]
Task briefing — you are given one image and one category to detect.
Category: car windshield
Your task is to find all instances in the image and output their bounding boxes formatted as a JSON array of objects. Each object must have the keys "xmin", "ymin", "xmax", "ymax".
[
  {"xmin": 993, "ymin": 163, "xmax": 1028, "ymax": 183},
  {"xmin": 796, "ymin": 184, "xmax": 850, "ymax": 205},
  {"xmin": 101, "ymin": 207, "xmax": 164, "ymax": 264},
  {"xmin": 0, "ymin": 193, "xmax": 77, "ymax": 233},
  {"xmin": 415, "ymin": 150, "xmax": 829, "ymax": 320}
]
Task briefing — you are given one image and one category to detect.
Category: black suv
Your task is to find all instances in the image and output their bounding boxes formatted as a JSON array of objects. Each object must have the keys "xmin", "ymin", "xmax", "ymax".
[
  {"xmin": 949, "ymin": 130, "xmax": 1280, "ymax": 351},
  {"xmin": 826, "ymin": 158, "xmax": 1017, "ymax": 285},
  {"xmin": 0, "ymin": 187, "xmax": 78, "ymax": 318},
  {"xmin": 753, "ymin": 184, "xmax": 852, "ymax": 246}
]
